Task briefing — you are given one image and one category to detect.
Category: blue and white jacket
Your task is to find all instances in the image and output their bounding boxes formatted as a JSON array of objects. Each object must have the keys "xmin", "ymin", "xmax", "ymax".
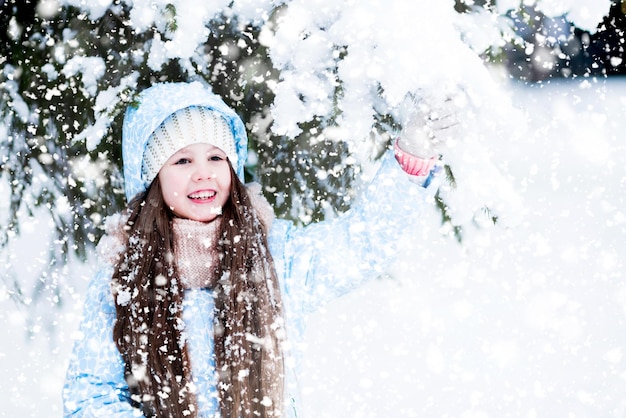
[{"xmin": 62, "ymin": 82, "xmax": 438, "ymax": 417}]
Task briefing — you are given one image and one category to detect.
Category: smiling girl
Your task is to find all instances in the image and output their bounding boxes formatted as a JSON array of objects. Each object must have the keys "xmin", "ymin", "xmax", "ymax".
[{"xmin": 62, "ymin": 81, "xmax": 457, "ymax": 418}]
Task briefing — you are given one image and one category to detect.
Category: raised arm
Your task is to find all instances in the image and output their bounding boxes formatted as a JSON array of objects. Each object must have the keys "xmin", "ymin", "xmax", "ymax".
[
  {"xmin": 272, "ymin": 150, "xmax": 439, "ymax": 316},
  {"xmin": 273, "ymin": 92, "xmax": 463, "ymax": 317}
]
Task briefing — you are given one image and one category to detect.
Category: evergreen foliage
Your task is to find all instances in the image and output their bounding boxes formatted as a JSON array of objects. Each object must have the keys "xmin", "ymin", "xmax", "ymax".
[{"xmin": 0, "ymin": 0, "xmax": 620, "ymax": 304}]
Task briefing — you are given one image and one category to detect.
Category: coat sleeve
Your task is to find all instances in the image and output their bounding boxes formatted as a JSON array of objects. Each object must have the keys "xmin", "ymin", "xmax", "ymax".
[
  {"xmin": 62, "ymin": 267, "xmax": 142, "ymax": 417},
  {"xmin": 274, "ymin": 150, "xmax": 439, "ymax": 316}
]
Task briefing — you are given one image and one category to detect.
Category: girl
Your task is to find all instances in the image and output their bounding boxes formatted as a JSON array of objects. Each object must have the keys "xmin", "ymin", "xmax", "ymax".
[{"xmin": 63, "ymin": 81, "xmax": 454, "ymax": 417}]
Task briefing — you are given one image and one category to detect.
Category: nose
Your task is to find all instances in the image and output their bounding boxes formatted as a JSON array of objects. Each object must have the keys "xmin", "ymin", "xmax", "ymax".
[{"xmin": 191, "ymin": 161, "xmax": 215, "ymax": 181}]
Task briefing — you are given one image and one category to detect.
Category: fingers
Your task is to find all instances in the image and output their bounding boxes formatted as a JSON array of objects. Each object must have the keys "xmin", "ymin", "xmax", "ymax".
[
  {"xmin": 428, "ymin": 112, "xmax": 459, "ymax": 131},
  {"xmin": 400, "ymin": 86, "xmax": 466, "ymax": 154}
]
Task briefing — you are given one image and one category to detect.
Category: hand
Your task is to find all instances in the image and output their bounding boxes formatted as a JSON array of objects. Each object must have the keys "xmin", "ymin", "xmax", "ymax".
[{"xmin": 398, "ymin": 91, "xmax": 464, "ymax": 159}]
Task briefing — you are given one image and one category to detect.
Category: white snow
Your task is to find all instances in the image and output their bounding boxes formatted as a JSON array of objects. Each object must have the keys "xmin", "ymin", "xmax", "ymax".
[
  {"xmin": 2, "ymin": 1, "xmax": 624, "ymax": 416},
  {"xmin": 299, "ymin": 77, "xmax": 626, "ymax": 417},
  {"xmin": 2, "ymin": 76, "xmax": 626, "ymax": 417},
  {"xmin": 531, "ymin": 0, "xmax": 613, "ymax": 32},
  {"xmin": 59, "ymin": 0, "xmax": 113, "ymax": 20},
  {"xmin": 61, "ymin": 56, "xmax": 106, "ymax": 97},
  {"xmin": 493, "ymin": 0, "xmax": 611, "ymax": 33}
]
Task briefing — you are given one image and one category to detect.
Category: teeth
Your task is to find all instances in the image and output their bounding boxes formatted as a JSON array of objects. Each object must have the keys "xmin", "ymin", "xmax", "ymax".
[{"xmin": 189, "ymin": 191, "xmax": 216, "ymax": 200}]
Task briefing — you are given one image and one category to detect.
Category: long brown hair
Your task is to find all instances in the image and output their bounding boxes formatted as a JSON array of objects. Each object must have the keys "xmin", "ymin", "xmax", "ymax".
[{"xmin": 112, "ymin": 164, "xmax": 285, "ymax": 417}]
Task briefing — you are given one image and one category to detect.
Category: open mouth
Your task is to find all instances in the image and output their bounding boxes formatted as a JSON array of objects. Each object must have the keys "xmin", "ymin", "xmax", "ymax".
[{"xmin": 188, "ymin": 191, "xmax": 216, "ymax": 200}]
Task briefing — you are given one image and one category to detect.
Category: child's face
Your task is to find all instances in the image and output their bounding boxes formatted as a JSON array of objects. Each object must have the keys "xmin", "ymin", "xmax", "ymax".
[{"xmin": 158, "ymin": 143, "xmax": 232, "ymax": 222}]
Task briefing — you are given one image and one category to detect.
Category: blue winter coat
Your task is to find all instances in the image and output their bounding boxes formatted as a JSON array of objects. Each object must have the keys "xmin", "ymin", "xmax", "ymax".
[{"xmin": 62, "ymin": 82, "xmax": 438, "ymax": 417}]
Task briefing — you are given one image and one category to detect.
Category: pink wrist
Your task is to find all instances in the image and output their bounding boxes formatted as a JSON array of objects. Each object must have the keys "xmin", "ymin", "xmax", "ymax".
[{"xmin": 394, "ymin": 139, "xmax": 438, "ymax": 176}]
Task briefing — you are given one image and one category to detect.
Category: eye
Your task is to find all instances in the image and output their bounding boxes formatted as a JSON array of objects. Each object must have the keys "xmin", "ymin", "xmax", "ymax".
[
  {"xmin": 174, "ymin": 157, "xmax": 192, "ymax": 165},
  {"xmin": 209, "ymin": 154, "xmax": 225, "ymax": 161}
]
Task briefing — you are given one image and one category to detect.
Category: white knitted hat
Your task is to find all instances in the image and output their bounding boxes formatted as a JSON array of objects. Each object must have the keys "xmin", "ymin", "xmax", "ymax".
[{"xmin": 141, "ymin": 106, "xmax": 238, "ymax": 184}]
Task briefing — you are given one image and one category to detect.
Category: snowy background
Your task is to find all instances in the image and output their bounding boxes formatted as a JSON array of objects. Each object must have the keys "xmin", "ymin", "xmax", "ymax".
[
  {"xmin": 1, "ymin": 0, "xmax": 625, "ymax": 417},
  {"xmin": 2, "ymin": 76, "xmax": 625, "ymax": 417},
  {"xmin": 299, "ymin": 77, "xmax": 626, "ymax": 418}
]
